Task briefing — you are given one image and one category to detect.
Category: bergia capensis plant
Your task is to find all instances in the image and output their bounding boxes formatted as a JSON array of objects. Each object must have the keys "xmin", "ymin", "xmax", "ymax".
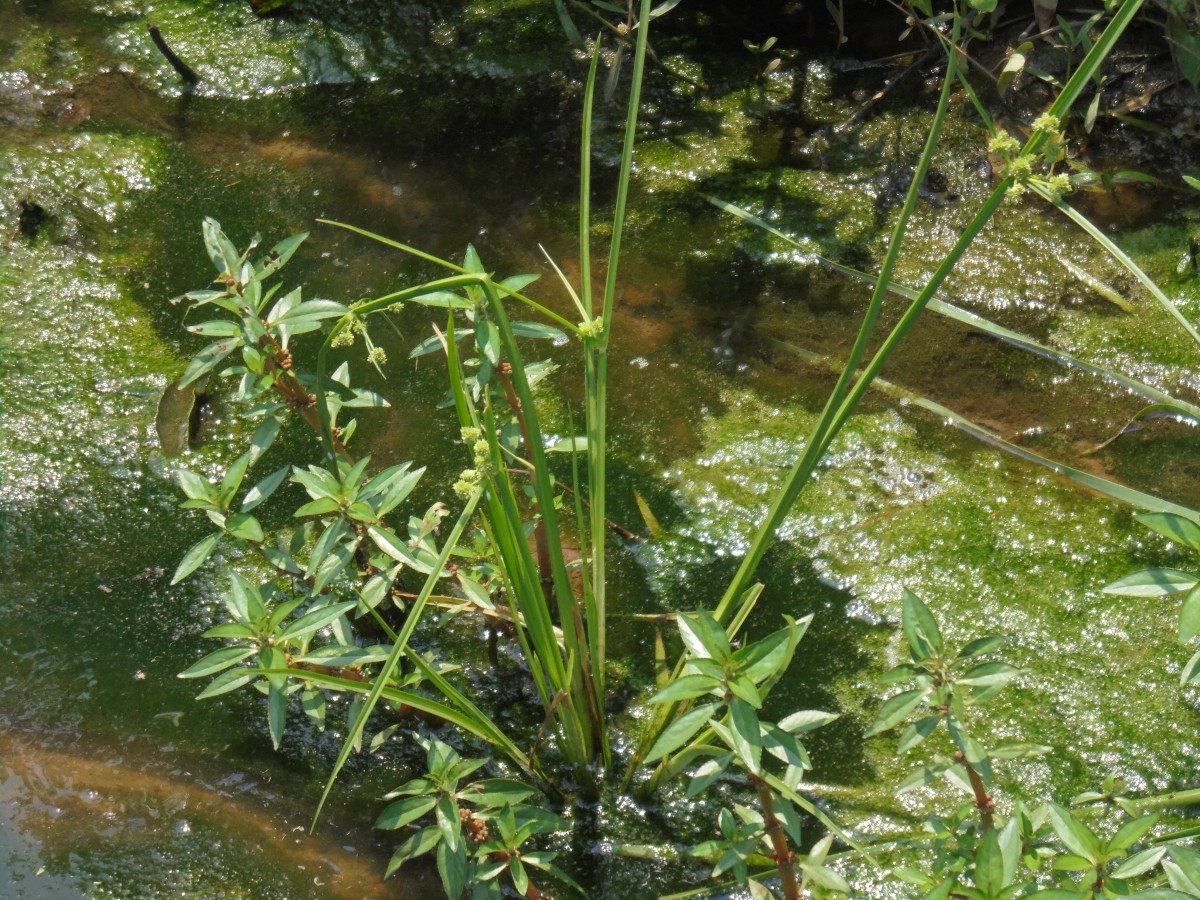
[{"xmin": 164, "ymin": 1, "xmax": 1200, "ymax": 895}]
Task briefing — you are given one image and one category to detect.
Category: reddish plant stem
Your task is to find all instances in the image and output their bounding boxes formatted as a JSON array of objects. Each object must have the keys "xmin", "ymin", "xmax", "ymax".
[
  {"xmin": 750, "ymin": 774, "xmax": 800, "ymax": 900},
  {"xmin": 956, "ymin": 751, "xmax": 995, "ymax": 833}
]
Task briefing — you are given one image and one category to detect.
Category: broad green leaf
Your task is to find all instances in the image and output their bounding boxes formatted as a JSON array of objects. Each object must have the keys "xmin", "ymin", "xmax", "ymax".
[
  {"xmin": 406, "ymin": 290, "xmax": 471, "ymax": 309},
  {"xmin": 511, "ymin": 321, "xmax": 567, "ymax": 341},
  {"xmin": 727, "ymin": 675, "xmax": 762, "ymax": 709},
  {"xmin": 957, "ymin": 661, "xmax": 1021, "ymax": 688},
  {"xmin": 295, "ymin": 644, "xmax": 391, "ymax": 667},
  {"xmin": 371, "ymin": 466, "xmax": 424, "ymax": 517},
  {"xmin": 176, "ymin": 469, "xmax": 213, "ymax": 503},
  {"xmin": 437, "ymin": 830, "xmax": 468, "ymax": 900},
  {"xmin": 1103, "ymin": 568, "xmax": 1199, "ymax": 598},
  {"xmin": 181, "ymin": 338, "xmax": 240, "ymax": 388},
  {"xmin": 292, "ymin": 465, "xmax": 341, "ymax": 500},
  {"xmin": 280, "ymin": 600, "xmax": 356, "ymax": 641},
  {"xmin": 248, "ymin": 417, "xmax": 282, "ymax": 465},
  {"xmin": 677, "ymin": 609, "xmax": 731, "ymax": 661},
  {"xmin": 804, "ymin": 861, "xmax": 853, "ymax": 896},
  {"xmin": 195, "ymin": 666, "xmax": 257, "ymax": 699},
  {"xmin": 1109, "ymin": 814, "xmax": 1158, "ymax": 852},
  {"xmin": 1180, "ymin": 585, "xmax": 1200, "ymax": 642},
  {"xmin": 902, "ymin": 590, "xmax": 944, "ymax": 660},
  {"xmin": 254, "ymin": 231, "xmax": 308, "ymax": 280},
  {"xmin": 310, "ymin": 541, "xmax": 356, "ymax": 594},
  {"xmin": 1181, "ymin": 647, "xmax": 1200, "ymax": 685},
  {"xmin": 171, "ymin": 532, "xmax": 220, "ymax": 584},
  {"xmin": 476, "ymin": 318, "xmax": 501, "ymax": 366},
  {"xmin": 385, "ymin": 827, "xmax": 441, "ymax": 877},
  {"xmin": 897, "ymin": 714, "xmax": 941, "ymax": 753},
  {"xmin": 178, "ymin": 645, "xmax": 256, "ymax": 678},
  {"xmin": 301, "ymin": 687, "xmax": 326, "ymax": 730},
  {"xmin": 644, "ymin": 702, "xmax": 720, "ymax": 763},
  {"xmin": 500, "ymin": 273, "xmax": 539, "ymax": 293},
  {"xmin": 229, "ymin": 572, "xmax": 265, "ymax": 622},
  {"xmin": 306, "ymin": 518, "xmax": 351, "ymax": 578},
  {"xmin": 762, "ymin": 723, "xmax": 811, "ymax": 770},
  {"xmin": 729, "ymin": 698, "xmax": 762, "ymax": 774},
  {"xmin": 1048, "ymin": 804, "xmax": 1102, "ymax": 863},
  {"xmin": 686, "ymin": 753, "xmax": 733, "ymax": 798},
  {"xmin": 509, "ymin": 857, "xmax": 529, "ymax": 896},
  {"xmin": 867, "ymin": 688, "xmax": 928, "ymax": 737},
  {"xmin": 776, "ymin": 709, "xmax": 839, "ymax": 733},
  {"xmin": 958, "ymin": 635, "xmax": 1007, "ymax": 658},
  {"xmin": 267, "ymin": 682, "xmax": 287, "ymax": 750},
  {"xmin": 201, "ymin": 622, "xmax": 255, "ymax": 639},
  {"xmin": 649, "ymin": 674, "xmax": 721, "ymax": 705},
  {"xmin": 273, "ymin": 299, "xmax": 348, "ymax": 326},
  {"xmin": 187, "ymin": 319, "xmax": 240, "ymax": 337},
  {"xmin": 267, "ymin": 596, "xmax": 306, "ymax": 633},
  {"xmin": 733, "ymin": 625, "xmax": 792, "ymax": 683},
  {"xmin": 224, "ymin": 512, "xmax": 263, "ymax": 542},
  {"xmin": 259, "ymin": 645, "xmax": 287, "ymax": 690},
  {"xmin": 410, "ymin": 330, "xmax": 468, "ymax": 359},
  {"xmin": 461, "ymin": 778, "xmax": 535, "ymax": 809},
  {"xmin": 241, "ymin": 465, "xmax": 289, "ymax": 512},
  {"xmin": 455, "ymin": 571, "xmax": 493, "ymax": 609},
  {"xmin": 1137, "ymin": 513, "xmax": 1200, "ymax": 552},
  {"xmin": 218, "ymin": 452, "xmax": 252, "ymax": 509},
  {"xmin": 1167, "ymin": 846, "xmax": 1200, "ymax": 891},
  {"xmin": 202, "ymin": 217, "xmax": 239, "ymax": 275},
  {"xmin": 376, "ymin": 795, "xmax": 436, "ymax": 830},
  {"xmin": 295, "ymin": 497, "xmax": 341, "ymax": 517}
]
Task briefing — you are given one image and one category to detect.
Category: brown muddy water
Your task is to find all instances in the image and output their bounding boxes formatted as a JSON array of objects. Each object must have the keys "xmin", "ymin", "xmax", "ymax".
[{"xmin": 5, "ymin": 1, "xmax": 1200, "ymax": 897}]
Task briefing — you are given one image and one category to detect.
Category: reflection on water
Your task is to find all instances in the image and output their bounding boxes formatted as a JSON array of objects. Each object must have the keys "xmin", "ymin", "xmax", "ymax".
[{"xmin": 0, "ymin": 730, "xmax": 424, "ymax": 899}]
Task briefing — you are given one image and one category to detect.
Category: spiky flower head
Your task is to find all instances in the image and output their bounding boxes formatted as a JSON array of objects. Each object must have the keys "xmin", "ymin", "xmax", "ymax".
[
  {"xmin": 1032, "ymin": 112, "xmax": 1062, "ymax": 135},
  {"xmin": 988, "ymin": 131, "xmax": 1021, "ymax": 157}
]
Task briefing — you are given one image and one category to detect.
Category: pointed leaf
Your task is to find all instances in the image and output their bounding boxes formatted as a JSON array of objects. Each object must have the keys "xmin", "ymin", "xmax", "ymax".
[
  {"xmin": 178, "ymin": 645, "xmax": 256, "ymax": 678},
  {"xmin": 644, "ymin": 702, "xmax": 720, "ymax": 763},
  {"xmin": 1136, "ymin": 513, "xmax": 1200, "ymax": 552},
  {"xmin": 1103, "ymin": 568, "xmax": 1198, "ymax": 597},
  {"xmin": 729, "ymin": 698, "xmax": 762, "ymax": 774},
  {"xmin": 171, "ymin": 532, "xmax": 220, "ymax": 584},
  {"xmin": 903, "ymin": 589, "xmax": 944, "ymax": 660}
]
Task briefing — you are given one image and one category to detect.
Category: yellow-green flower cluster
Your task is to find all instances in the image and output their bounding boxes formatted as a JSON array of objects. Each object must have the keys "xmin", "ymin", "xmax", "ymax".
[
  {"xmin": 578, "ymin": 318, "xmax": 604, "ymax": 340},
  {"xmin": 1002, "ymin": 154, "xmax": 1033, "ymax": 181},
  {"xmin": 367, "ymin": 346, "xmax": 388, "ymax": 366},
  {"xmin": 1032, "ymin": 112, "xmax": 1062, "ymax": 135},
  {"xmin": 331, "ymin": 327, "xmax": 355, "ymax": 348},
  {"xmin": 988, "ymin": 130, "xmax": 1021, "ymax": 157},
  {"xmin": 453, "ymin": 468, "xmax": 482, "ymax": 498}
]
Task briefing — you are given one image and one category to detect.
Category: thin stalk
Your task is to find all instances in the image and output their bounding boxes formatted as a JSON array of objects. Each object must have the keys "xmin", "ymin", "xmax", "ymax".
[
  {"xmin": 599, "ymin": 0, "xmax": 651, "ymax": 329},
  {"xmin": 711, "ymin": 9, "xmax": 963, "ymax": 627},
  {"xmin": 579, "ymin": 42, "xmax": 600, "ymax": 318},
  {"xmin": 582, "ymin": 0, "xmax": 652, "ymax": 729}
]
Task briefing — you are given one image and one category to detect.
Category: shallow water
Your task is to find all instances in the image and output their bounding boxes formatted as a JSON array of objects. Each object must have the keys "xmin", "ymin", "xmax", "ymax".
[{"xmin": 4, "ymin": 1, "xmax": 1200, "ymax": 896}]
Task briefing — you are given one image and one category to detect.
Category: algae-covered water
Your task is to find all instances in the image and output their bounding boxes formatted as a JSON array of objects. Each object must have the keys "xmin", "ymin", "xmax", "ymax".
[{"xmin": 4, "ymin": 1, "xmax": 1200, "ymax": 896}]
